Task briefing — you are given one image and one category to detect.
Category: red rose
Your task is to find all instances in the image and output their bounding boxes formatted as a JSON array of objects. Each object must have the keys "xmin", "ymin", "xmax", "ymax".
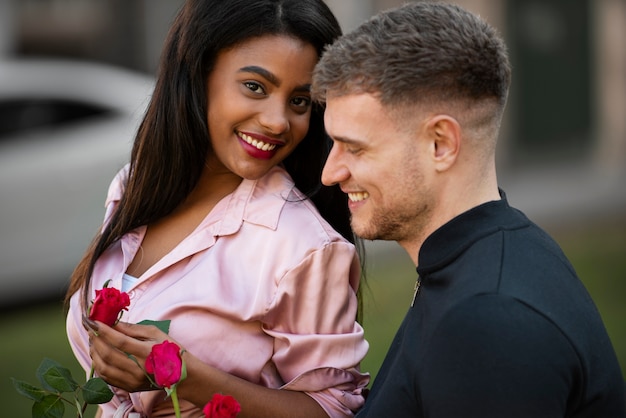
[
  {"xmin": 88, "ymin": 286, "xmax": 130, "ymax": 327},
  {"xmin": 203, "ymin": 393, "xmax": 241, "ymax": 418},
  {"xmin": 145, "ymin": 341, "xmax": 184, "ymax": 389}
]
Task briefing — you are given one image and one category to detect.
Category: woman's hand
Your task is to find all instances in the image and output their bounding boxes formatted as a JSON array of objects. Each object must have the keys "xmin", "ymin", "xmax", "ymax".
[
  {"xmin": 84, "ymin": 317, "xmax": 172, "ymax": 392},
  {"xmin": 83, "ymin": 318, "xmax": 329, "ymax": 418}
]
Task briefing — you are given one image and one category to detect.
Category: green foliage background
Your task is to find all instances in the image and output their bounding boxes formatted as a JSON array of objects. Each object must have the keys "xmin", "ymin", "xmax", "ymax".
[{"xmin": 2, "ymin": 218, "xmax": 624, "ymax": 417}]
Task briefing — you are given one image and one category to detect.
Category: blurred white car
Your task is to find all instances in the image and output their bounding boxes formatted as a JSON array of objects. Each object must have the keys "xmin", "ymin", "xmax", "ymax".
[{"xmin": 0, "ymin": 58, "xmax": 154, "ymax": 308}]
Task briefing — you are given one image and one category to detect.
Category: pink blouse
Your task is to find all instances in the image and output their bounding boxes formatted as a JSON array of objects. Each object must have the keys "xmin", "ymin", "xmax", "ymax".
[{"xmin": 66, "ymin": 165, "xmax": 369, "ymax": 418}]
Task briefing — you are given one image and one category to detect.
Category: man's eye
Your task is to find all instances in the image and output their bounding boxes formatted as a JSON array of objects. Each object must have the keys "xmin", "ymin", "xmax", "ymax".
[{"xmin": 346, "ymin": 146, "xmax": 362, "ymax": 155}]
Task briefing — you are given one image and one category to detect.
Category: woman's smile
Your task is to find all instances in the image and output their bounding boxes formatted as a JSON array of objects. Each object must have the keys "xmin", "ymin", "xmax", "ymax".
[{"xmin": 237, "ymin": 130, "xmax": 281, "ymax": 159}]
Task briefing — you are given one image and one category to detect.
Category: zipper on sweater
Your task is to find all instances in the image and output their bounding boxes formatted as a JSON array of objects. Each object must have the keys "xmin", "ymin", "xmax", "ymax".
[{"xmin": 411, "ymin": 275, "xmax": 421, "ymax": 307}]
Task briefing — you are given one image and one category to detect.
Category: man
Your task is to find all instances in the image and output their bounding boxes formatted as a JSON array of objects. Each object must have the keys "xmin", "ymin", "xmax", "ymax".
[{"xmin": 312, "ymin": 2, "xmax": 625, "ymax": 417}]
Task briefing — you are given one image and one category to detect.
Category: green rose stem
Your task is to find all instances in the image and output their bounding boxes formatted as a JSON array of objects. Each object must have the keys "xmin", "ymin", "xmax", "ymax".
[
  {"xmin": 171, "ymin": 389, "xmax": 182, "ymax": 418},
  {"xmin": 79, "ymin": 365, "xmax": 96, "ymax": 417}
]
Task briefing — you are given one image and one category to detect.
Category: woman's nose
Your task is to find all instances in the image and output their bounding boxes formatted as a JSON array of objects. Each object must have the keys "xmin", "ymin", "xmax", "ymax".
[{"xmin": 259, "ymin": 103, "xmax": 290, "ymax": 135}]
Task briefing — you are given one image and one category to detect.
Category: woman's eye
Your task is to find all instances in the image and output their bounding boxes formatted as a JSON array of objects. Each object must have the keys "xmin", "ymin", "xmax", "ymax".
[
  {"xmin": 291, "ymin": 96, "xmax": 311, "ymax": 110},
  {"xmin": 244, "ymin": 81, "xmax": 265, "ymax": 94}
]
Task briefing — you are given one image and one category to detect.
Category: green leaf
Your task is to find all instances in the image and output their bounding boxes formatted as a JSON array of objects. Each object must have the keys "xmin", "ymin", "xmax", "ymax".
[
  {"xmin": 137, "ymin": 319, "xmax": 171, "ymax": 334},
  {"xmin": 11, "ymin": 378, "xmax": 46, "ymax": 402},
  {"xmin": 32, "ymin": 394, "xmax": 65, "ymax": 418},
  {"xmin": 36, "ymin": 358, "xmax": 79, "ymax": 393},
  {"xmin": 82, "ymin": 377, "xmax": 114, "ymax": 404}
]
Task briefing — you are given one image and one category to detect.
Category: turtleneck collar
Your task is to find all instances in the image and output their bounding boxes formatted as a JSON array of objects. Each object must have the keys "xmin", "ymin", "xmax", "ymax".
[{"xmin": 416, "ymin": 190, "xmax": 530, "ymax": 276}]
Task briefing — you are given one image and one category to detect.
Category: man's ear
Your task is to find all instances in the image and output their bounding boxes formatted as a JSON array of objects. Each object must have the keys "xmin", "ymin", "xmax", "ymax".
[{"xmin": 426, "ymin": 114, "xmax": 461, "ymax": 172}]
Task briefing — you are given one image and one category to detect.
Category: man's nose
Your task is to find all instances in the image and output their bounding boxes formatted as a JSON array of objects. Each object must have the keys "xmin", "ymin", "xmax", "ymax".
[{"xmin": 322, "ymin": 145, "xmax": 349, "ymax": 186}]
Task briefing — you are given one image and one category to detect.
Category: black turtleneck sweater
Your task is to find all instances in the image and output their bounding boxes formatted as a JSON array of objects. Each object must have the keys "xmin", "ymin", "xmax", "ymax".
[{"xmin": 357, "ymin": 193, "xmax": 625, "ymax": 418}]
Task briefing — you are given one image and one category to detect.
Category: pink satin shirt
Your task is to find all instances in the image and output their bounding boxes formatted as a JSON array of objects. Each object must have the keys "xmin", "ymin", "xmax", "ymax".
[{"xmin": 66, "ymin": 165, "xmax": 369, "ymax": 417}]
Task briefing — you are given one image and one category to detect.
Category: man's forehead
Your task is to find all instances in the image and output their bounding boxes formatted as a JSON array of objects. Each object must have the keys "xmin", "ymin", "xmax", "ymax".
[
  {"xmin": 325, "ymin": 93, "xmax": 383, "ymax": 124},
  {"xmin": 324, "ymin": 93, "xmax": 395, "ymax": 146}
]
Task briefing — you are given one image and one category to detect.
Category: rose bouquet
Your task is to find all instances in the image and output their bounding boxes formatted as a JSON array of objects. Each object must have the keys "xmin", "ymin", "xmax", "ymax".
[
  {"xmin": 12, "ymin": 281, "xmax": 129, "ymax": 417},
  {"xmin": 14, "ymin": 281, "xmax": 241, "ymax": 418}
]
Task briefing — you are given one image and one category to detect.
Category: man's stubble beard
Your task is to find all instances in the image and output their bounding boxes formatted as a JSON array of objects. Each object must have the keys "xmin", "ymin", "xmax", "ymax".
[{"xmin": 351, "ymin": 198, "xmax": 433, "ymax": 244}]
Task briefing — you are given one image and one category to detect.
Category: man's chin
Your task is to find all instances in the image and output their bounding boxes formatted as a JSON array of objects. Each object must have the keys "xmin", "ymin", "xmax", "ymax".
[{"xmin": 351, "ymin": 221, "xmax": 380, "ymax": 241}]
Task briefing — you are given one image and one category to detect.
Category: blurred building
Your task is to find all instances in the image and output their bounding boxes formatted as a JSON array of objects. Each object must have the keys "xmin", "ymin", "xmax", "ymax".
[
  {"xmin": 1, "ymin": 0, "xmax": 625, "ymax": 219},
  {"xmin": 327, "ymin": 0, "xmax": 626, "ymax": 177}
]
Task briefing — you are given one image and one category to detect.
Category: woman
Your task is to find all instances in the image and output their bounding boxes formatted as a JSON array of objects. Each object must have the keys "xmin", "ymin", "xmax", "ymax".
[{"xmin": 65, "ymin": 0, "xmax": 369, "ymax": 417}]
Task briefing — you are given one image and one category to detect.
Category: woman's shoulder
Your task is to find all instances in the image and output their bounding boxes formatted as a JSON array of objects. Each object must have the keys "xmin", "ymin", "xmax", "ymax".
[
  {"xmin": 104, "ymin": 163, "xmax": 131, "ymax": 207},
  {"xmin": 99, "ymin": 163, "xmax": 130, "ymax": 225}
]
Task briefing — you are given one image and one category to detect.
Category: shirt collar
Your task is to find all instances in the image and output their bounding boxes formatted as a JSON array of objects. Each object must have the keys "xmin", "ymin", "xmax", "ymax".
[
  {"xmin": 416, "ymin": 190, "xmax": 530, "ymax": 276},
  {"xmin": 108, "ymin": 164, "xmax": 296, "ymax": 239},
  {"xmin": 215, "ymin": 165, "xmax": 295, "ymax": 236}
]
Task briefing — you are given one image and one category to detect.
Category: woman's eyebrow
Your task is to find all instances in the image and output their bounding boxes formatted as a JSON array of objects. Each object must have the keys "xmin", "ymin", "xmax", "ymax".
[
  {"xmin": 238, "ymin": 65, "xmax": 311, "ymax": 92},
  {"xmin": 239, "ymin": 65, "xmax": 280, "ymax": 86}
]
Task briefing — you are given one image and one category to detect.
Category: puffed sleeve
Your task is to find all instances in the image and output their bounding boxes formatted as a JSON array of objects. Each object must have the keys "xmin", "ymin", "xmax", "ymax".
[{"xmin": 262, "ymin": 241, "xmax": 370, "ymax": 418}]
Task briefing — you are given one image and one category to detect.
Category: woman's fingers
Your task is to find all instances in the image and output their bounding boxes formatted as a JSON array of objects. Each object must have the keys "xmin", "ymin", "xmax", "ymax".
[
  {"xmin": 87, "ymin": 323, "xmax": 153, "ymax": 391},
  {"xmin": 86, "ymin": 321, "xmax": 182, "ymax": 392},
  {"xmin": 114, "ymin": 321, "xmax": 168, "ymax": 341},
  {"xmin": 88, "ymin": 329, "xmax": 154, "ymax": 392},
  {"xmin": 91, "ymin": 322, "xmax": 154, "ymax": 356}
]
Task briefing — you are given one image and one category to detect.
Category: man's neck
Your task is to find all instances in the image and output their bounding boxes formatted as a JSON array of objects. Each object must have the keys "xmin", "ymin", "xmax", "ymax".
[{"xmin": 401, "ymin": 173, "xmax": 500, "ymax": 267}]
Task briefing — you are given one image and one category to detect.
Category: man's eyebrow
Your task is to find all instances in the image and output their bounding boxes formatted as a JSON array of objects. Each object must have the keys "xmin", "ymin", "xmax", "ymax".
[
  {"xmin": 238, "ymin": 65, "xmax": 311, "ymax": 92},
  {"xmin": 329, "ymin": 134, "xmax": 363, "ymax": 146}
]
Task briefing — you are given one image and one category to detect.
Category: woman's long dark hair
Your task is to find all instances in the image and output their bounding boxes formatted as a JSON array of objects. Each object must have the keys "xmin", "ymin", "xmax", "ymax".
[{"xmin": 66, "ymin": 0, "xmax": 364, "ymax": 320}]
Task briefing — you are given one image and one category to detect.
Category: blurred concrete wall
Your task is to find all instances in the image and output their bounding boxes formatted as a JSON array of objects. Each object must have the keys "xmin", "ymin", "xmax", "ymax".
[
  {"xmin": 0, "ymin": 0, "xmax": 16, "ymax": 56},
  {"xmin": 593, "ymin": 0, "xmax": 626, "ymax": 173}
]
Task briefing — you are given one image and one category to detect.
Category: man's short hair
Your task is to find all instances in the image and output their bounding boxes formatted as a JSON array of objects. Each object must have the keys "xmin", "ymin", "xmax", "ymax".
[{"xmin": 312, "ymin": 1, "xmax": 511, "ymax": 112}]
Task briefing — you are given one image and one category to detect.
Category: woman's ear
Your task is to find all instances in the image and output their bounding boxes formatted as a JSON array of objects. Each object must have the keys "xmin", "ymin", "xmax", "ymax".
[{"xmin": 426, "ymin": 114, "xmax": 461, "ymax": 172}]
